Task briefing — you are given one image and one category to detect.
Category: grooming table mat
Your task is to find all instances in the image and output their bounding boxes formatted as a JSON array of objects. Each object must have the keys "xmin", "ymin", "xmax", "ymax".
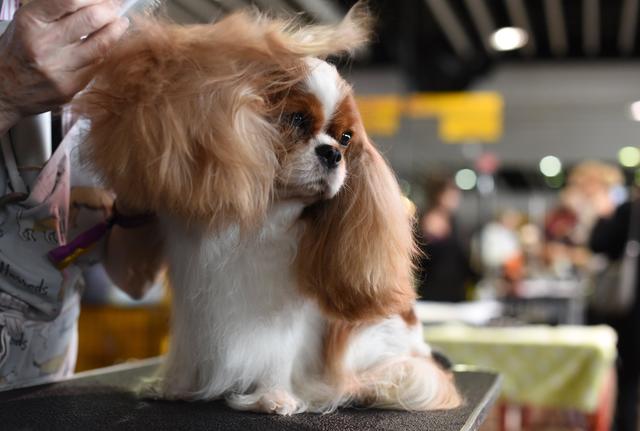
[{"xmin": 0, "ymin": 357, "xmax": 500, "ymax": 431}]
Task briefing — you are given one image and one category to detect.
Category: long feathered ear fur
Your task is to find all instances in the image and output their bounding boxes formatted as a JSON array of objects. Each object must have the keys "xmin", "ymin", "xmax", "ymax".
[
  {"xmin": 75, "ymin": 2, "xmax": 372, "ymax": 229},
  {"xmin": 297, "ymin": 97, "xmax": 418, "ymax": 321}
]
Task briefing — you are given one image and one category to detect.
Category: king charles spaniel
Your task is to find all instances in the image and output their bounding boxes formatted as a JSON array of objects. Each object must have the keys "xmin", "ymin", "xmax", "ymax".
[{"xmin": 76, "ymin": 3, "xmax": 461, "ymax": 414}]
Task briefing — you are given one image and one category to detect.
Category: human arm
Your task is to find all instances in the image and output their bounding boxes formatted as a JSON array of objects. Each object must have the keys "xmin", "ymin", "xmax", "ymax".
[{"xmin": 0, "ymin": 0, "xmax": 129, "ymax": 136}]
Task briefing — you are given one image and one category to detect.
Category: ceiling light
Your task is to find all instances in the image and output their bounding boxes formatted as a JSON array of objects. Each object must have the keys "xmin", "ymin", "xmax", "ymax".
[{"xmin": 489, "ymin": 27, "xmax": 528, "ymax": 51}]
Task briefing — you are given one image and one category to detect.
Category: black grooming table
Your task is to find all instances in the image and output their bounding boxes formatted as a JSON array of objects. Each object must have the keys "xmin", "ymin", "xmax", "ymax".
[{"xmin": 0, "ymin": 357, "xmax": 500, "ymax": 431}]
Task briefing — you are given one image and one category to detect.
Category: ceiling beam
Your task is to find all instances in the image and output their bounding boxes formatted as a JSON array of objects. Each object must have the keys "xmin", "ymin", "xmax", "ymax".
[
  {"xmin": 543, "ymin": 0, "xmax": 568, "ymax": 56},
  {"xmin": 424, "ymin": 0, "xmax": 475, "ymax": 60},
  {"xmin": 619, "ymin": 0, "xmax": 639, "ymax": 55},
  {"xmin": 463, "ymin": 0, "xmax": 497, "ymax": 56},
  {"xmin": 583, "ymin": 0, "xmax": 600, "ymax": 56},
  {"xmin": 504, "ymin": 0, "xmax": 536, "ymax": 56}
]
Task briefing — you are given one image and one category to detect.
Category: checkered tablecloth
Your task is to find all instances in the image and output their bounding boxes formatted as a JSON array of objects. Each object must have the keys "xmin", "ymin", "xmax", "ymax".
[{"xmin": 424, "ymin": 324, "xmax": 617, "ymax": 412}]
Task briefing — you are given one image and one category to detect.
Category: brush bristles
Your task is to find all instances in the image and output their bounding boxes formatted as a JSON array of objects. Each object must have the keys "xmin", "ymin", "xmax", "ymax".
[{"xmin": 119, "ymin": 0, "xmax": 162, "ymax": 17}]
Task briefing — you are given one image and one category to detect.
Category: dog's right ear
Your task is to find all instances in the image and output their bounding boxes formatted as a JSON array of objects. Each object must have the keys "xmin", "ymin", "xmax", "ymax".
[{"xmin": 76, "ymin": 19, "xmax": 283, "ymax": 230}]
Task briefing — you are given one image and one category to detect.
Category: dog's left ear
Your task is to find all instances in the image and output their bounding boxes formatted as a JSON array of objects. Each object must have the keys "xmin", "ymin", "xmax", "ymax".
[{"xmin": 297, "ymin": 112, "xmax": 417, "ymax": 321}]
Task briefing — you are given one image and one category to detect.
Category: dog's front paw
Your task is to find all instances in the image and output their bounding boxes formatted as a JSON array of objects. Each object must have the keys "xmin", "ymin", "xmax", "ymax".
[
  {"xmin": 227, "ymin": 388, "xmax": 303, "ymax": 415},
  {"xmin": 136, "ymin": 376, "xmax": 166, "ymax": 399}
]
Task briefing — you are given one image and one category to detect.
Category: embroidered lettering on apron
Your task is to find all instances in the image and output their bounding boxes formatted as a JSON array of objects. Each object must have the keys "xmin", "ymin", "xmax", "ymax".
[
  {"xmin": 0, "ymin": 131, "xmax": 70, "ymax": 321},
  {"xmin": 0, "ymin": 123, "xmax": 86, "ymax": 387}
]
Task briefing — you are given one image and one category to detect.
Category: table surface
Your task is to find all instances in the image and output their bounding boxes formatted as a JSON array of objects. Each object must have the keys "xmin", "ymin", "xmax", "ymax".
[
  {"xmin": 424, "ymin": 324, "xmax": 616, "ymax": 412},
  {"xmin": 0, "ymin": 358, "xmax": 500, "ymax": 431}
]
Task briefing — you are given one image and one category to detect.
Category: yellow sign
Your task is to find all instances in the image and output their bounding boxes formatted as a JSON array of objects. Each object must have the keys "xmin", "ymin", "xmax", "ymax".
[
  {"xmin": 355, "ymin": 95, "xmax": 404, "ymax": 136},
  {"xmin": 355, "ymin": 92, "xmax": 503, "ymax": 143}
]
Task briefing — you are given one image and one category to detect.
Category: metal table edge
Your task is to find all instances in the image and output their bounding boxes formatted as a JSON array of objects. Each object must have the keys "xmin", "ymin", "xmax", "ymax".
[{"xmin": 460, "ymin": 372, "xmax": 502, "ymax": 431}]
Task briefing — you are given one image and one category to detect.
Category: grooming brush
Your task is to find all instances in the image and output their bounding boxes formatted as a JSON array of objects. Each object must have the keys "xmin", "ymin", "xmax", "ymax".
[{"xmin": 119, "ymin": 0, "xmax": 163, "ymax": 17}]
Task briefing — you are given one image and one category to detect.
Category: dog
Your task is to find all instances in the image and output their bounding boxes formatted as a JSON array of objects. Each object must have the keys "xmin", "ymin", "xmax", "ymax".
[{"xmin": 76, "ymin": 3, "xmax": 461, "ymax": 414}]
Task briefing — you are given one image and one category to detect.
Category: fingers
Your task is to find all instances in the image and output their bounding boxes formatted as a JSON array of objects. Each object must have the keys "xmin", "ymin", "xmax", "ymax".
[
  {"xmin": 22, "ymin": 0, "xmax": 110, "ymax": 22},
  {"xmin": 57, "ymin": 1, "xmax": 120, "ymax": 44},
  {"xmin": 69, "ymin": 16, "xmax": 129, "ymax": 69},
  {"xmin": 0, "ymin": 0, "xmax": 128, "ymax": 118}
]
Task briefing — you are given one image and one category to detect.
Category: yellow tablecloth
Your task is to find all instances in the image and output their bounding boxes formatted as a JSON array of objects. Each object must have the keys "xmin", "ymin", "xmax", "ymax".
[{"xmin": 424, "ymin": 325, "xmax": 617, "ymax": 412}]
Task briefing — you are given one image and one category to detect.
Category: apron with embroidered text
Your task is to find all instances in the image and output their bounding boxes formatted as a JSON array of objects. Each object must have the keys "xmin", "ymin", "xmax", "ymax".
[{"xmin": 0, "ymin": 126, "xmax": 81, "ymax": 388}]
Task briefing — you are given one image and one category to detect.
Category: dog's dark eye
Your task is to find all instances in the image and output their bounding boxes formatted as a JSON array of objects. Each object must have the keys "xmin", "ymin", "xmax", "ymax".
[
  {"xmin": 289, "ymin": 112, "xmax": 309, "ymax": 130},
  {"xmin": 339, "ymin": 131, "xmax": 352, "ymax": 147}
]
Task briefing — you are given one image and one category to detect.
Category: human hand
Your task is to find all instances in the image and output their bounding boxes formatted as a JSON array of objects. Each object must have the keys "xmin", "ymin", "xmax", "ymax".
[{"xmin": 0, "ymin": 0, "xmax": 129, "ymax": 133}]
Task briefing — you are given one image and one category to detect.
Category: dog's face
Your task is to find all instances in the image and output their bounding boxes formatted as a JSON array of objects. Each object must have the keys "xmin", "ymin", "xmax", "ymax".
[{"xmin": 275, "ymin": 59, "xmax": 355, "ymax": 202}]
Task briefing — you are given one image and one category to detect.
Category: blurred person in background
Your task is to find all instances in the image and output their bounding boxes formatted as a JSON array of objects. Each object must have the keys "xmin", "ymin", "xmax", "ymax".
[
  {"xmin": 589, "ymin": 185, "xmax": 640, "ymax": 431},
  {"xmin": 476, "ymin": 209, "xmax": 525, "ymax": 296},
  {"xmin": 416, "ymin": 174, "xmax": 476, "ymax": 302},
  {"xmin": 541, "ymin": 162, "xmax": 623, "ymax": 281},
  {"xmin": 566, "ymin": 161, "xmax": 625, "ymax": 244},
  {"xmin": 542, "ymin": 203, "xmax": 583, "ymax": 278}
]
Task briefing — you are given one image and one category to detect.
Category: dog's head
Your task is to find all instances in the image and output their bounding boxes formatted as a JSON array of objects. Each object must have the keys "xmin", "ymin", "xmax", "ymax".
[
  {"xmin": 274, "ymin": 57, "xmax": 351, "ymax": 202},
  {"xmin": 78, "ymin": 2, "xmax": 416, "ymax": 321},
  {"xmin": 77, "ymin": 4, "xmax": 369, "ymax": 226}
]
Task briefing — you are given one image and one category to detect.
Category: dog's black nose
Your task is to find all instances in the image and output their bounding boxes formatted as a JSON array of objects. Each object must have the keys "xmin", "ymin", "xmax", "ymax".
[{"xmin": 315, "ymin": 145, "xmax": 342, "ymax": 169}]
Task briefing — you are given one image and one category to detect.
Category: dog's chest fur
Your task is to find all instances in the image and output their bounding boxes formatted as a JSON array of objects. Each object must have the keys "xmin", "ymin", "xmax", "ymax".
[{"xmin": 160, "ymin": 201, "xmax": 323, "ymax": 397}]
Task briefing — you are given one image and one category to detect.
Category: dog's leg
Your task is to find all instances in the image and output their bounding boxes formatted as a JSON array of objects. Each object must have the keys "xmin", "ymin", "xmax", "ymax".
[
  {"xmin": 227, "ymin": 386, "xmax": 303, "ymax": 415},
  {"xmin": 343, "ymin": 313, "xmax": 462, "ymax": 411},
  {"xmin": 353, "ymin": 355, "xmax": 461, "ymax": 410},
  {"xmin": 225, "ymin": 306, "xmax": 322, "ymax": 415},
  {"xmin": 225, "ymin": 350, "xmax": 304, "ymax": 415}
]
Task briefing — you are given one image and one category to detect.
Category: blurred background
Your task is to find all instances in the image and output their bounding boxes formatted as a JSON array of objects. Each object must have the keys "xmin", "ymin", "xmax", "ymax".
[{"xmin": 76, "ymin": 1, "xmax": 640, "ymax": 430}]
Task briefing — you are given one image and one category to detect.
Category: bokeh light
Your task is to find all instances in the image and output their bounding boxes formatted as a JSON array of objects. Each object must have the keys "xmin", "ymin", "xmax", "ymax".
[
  {"xmin": 539, "ymin": 155, "xmax": 562, "ymax": 177},
  {"xmin": 618, "ymin": 146, "xmax": 640, "ymax": 167},
  {"xmin": 455, "ymin": 169, "xmax": 478, "ymax": 190},
  {"xmin": 489, "ymin": 27, "xmax": 529, "ymax": 51},
  {"xmin": 629, "ymin": 101, "xmax": 640, "ymax": 121}
]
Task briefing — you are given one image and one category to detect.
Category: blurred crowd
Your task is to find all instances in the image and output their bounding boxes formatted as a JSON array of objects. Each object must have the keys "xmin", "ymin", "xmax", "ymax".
[
  {"xmin": 417, "ymin": 162, "xmax": 634, "ymax": 302},
  {"xmin": 416, "ymin": 161, "xmax": 640, "ymax": 431}
]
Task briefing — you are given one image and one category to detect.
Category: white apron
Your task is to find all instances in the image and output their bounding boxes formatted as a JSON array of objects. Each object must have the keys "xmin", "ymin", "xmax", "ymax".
[{"xmin": 0, "ymin": 126, "xmax": 83, "ymax": 389}]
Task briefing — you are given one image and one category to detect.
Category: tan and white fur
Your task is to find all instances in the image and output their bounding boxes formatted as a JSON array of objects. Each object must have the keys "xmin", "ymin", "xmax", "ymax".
[{"xmin": 76, "ymin": 3, "xmax": 461, "ymax": 414}]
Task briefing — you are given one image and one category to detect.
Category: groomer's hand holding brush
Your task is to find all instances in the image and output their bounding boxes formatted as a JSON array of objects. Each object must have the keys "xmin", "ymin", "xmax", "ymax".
[{"xmin": 0, "ymin": 0, "xmax": 129, "ymax": 135}]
